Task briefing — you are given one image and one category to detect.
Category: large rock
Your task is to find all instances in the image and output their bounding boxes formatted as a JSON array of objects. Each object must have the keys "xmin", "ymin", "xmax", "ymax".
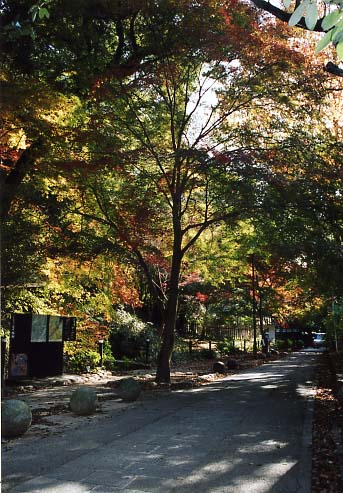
[
  {"xmin": 227, "ymin": 359, "xmax": 239, "ymax": 370},
  {"xmin": 118, "ymin": 377, "xmax": 141, "ymax": 402},
  {"xmin": 213, "ymin": 361, "xmax": 226, "ymax": 373},
  {"xmin": 2, "ymin": 399, "xmax": 32, "ymax": 438},
  {"xmin": 69, "ymin": 386, "xmax": 98, "ymax": 415}
]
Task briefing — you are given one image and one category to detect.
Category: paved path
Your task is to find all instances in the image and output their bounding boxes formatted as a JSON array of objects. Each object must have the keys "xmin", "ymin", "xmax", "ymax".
[{"xmin": 2, "ymin": 353, "xmax": 318, "ymax": 493}]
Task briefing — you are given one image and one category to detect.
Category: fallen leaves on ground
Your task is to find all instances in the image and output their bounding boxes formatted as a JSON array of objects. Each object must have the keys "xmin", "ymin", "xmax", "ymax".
[{"xmin": 312, "ymin": 354, "xmax": 343, "ymax": 493}]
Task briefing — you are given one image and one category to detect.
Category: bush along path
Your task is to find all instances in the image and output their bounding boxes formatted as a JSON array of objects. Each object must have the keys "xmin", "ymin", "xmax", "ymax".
[{"xmin": 312, "ymin": 352, "xmax": 343, "ymax": 493}]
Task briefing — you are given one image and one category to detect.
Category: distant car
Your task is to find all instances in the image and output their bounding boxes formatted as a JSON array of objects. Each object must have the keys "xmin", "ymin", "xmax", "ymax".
[{"xmin": 312, "ymin": 333, "xmax": 326, "ymax": 348}]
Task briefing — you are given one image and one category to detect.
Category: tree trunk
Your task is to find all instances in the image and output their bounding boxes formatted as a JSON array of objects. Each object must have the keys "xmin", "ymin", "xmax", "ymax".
[
  {"xmin": 155, "ymin": 242, "xmax": 182, "ymax": 383},
  {"xmin": 0, "ymin": 139, "xmax": 43, "ymax": 222}
]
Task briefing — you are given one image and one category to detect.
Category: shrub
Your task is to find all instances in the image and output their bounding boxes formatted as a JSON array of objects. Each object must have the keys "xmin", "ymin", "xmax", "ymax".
[
  {"xmin": 108, "ymin": 307, "xmax": 159, "ymax": 361},
  {"xmin": 171, "ymin": 348, "xmax": 190, "ymax": 363},
  {"xmin": 65, "ymin": 349, "xmax": 100, "ymax": 373},
  {"xmin": 102, "ymin": 340, "xmax": 116, "ymax": 370},
  {"xmin": 199, "ymin": 348, "xmax": 218, "ymax": 359},
  {"xmin": 216, "ymin": 337, "xmax": 236, "ymax": 356},
  {"xmin": 294, "ymin": 339, "xmax": 305, "ymax": 349},
  {"xmin": 274, "ymin": 339, "xmax": 286, "ymax": 351},
  {"xmin": 274, "ymin": 338, "xmax": 293, "ymax": 351}
]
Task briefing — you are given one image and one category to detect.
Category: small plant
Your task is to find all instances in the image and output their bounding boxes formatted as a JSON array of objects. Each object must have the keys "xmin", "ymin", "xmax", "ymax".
[
  {"xmin": 294, "ymin": 339, "xmax": 305, "ymax": 349},
  {"xmin": 171, "ymin": 349, "xmax": 190, "ymax": 363},
  {"xmin": 111, "ymin": 356, "xmax": 136, "ymax": 371},
  {"xmin": 216, "ymin": 337, "xmax": 236, "ymax": 356},
  {"xmin": 199, "ymin": 348, "xmax": 218, "ymax": 359},
  {"xmin": 274, "ymin": 339, "xmax": 286, "ymax": 351},
  {"xmin": 102, "ymin": 340, "xmax": 116, "ymax": 370},
  {"xmin": 274, "ymin": 338, "xmax": 293, "ymax": 351}
]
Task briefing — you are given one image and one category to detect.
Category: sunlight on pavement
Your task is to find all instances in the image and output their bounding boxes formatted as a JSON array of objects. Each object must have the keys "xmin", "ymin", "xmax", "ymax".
[
  {"xmin": 237, "ymin": 439, "xmax": 289, "ymax": 453},
  {"xmin": 227, "ymin": 372, "xmax": 285, "ymax": 381},
  {"xmin": 296, "ymin": 384, "xmax": 316, "ymax": 398},
  {"xmin": 226, "ymin": 461, "xmax": 298, "ymax": 493},
  {"xmin": 163, "ymin": 458, "xmax": 239, "ymax": 487}
]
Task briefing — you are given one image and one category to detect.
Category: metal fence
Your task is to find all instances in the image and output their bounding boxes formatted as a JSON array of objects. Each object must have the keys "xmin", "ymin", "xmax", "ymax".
[{"xmin": 203, "ymin": 326, "xmax": 253, "ymax": 341}]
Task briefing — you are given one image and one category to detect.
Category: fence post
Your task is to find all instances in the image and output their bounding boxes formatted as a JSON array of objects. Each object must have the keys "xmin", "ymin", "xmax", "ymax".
[
  {"xmin": 145, "ymin": 339, "xmax": 150, "ymax": 363},
  {"xmin": 98, "ymin": 339, "xmax": 104, "ymax": 368},
  {"xmin": 1, "ymin": 337, "xmax": 7, "ymax": 389}
]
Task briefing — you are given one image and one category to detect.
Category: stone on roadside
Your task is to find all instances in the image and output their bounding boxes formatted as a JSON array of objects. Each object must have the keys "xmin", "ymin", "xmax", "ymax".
[
  {"xmin": 2, "ymin": 399, "xmax": 32, "ymax": 438},
  {"xmin": 118, "ymin": 377, "xmax": 141, "ymax": 402},
  {"xmin": 213, "ymin": 361, "xmax": 226, "ymax": 373},
  {"xmin": 227, "ymin": 359, "xmax": 239, "ymax": 370},
  {"xmin": 69, "ymin": 386, "xmax": 98, "ymax": 415}
]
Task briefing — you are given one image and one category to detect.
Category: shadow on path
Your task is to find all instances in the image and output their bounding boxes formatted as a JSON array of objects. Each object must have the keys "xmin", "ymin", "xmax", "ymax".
[{"xmin": 2, "ymin": 353, "xmax": 317, "ymax": 493}]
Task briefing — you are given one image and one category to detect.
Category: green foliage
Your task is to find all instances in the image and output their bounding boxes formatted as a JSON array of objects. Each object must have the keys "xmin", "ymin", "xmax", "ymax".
[
  {"xmin": 29, "ymin": 1, "xmax": 51, "ymax": 22},
  {"xmin": 171, "ymin": 337, "xmax": 194, "ymax": 363},
  {"xmin": 1, "ymin": 213, "xmax": 48, "ymax": 288},
  {"xmin": 102, "ymin": 340, "xmax": 116, "ymax": 371},
  {"xmin": 64, "ymin": 348, "xmax": 100, "ymax": 373},
  {"xmin": 296, "ymin": 339, "xmax": 305, "ymax": 349},
  {"xmin": 178, "ymin": 293, "xmax": 207, "ymax": 336},
  {"xmin": 274, "ymin": 338, "xmax": 293, "ymax": 351},
  {"xmin": 285, "ymin": 0, "xmax": 343, "ymax": 58},
  {"xmin": 113, "ymin": 356, "xmax": 136, "ymax": 371},
  {"xmin": 108, "ymin": 307, "xmax": 158, "ymax": 360},
  {"xmin": 199, "ymin": 348, "xmax": 218, "ymax": 359},
  {"xmin": 216, "ymin": 337, "xmax": 236, "ymax": 355},
  {"xmin": 170, "ymin": 349, "xmax": 190, "ymax": 363}
]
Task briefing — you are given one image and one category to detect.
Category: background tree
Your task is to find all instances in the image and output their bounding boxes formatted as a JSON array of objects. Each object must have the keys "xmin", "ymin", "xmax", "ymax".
[
  {"xmin": 55, "ymin": 0, "xmax": 330, "ymax": 381},
  {"xmin": 2, "ymin": 0, "xmax": 342, "ymax": 371}
]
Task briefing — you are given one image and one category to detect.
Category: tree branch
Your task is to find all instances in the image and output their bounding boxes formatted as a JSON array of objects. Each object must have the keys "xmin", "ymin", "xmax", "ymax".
[{"xmin": 250, "ymin": 0, "xmax": 325, "ymax": 32}]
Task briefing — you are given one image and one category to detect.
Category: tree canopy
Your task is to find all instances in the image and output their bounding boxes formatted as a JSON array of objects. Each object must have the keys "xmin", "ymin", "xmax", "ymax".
[{"xmin": 1, "ymin": 0, "xmax": 343, "ymax": 380}]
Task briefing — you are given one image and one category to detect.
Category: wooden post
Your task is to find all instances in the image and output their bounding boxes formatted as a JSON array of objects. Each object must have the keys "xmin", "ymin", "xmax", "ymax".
[{"xmin": 252, "ymin": 255, "xmax": 257, "ymax": 358}]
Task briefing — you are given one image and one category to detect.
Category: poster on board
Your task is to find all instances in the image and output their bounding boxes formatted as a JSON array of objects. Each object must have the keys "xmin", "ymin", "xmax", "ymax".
[
  {"xmin": 48, "ymin": 316, "xmax": 63, "ymax": 342},
  {"xmin": 31, "ymin": 315, "xmax": 48, "ymax": 342},
  {"xmin": 10, "ymin": 353, "xmax": 28, "ymax": 377}
]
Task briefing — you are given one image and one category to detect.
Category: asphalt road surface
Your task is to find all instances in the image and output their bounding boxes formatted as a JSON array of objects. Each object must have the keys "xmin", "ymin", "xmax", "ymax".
[{"xmin": 2, "ymin": 352, "xmax": 318, "ymax": 493}]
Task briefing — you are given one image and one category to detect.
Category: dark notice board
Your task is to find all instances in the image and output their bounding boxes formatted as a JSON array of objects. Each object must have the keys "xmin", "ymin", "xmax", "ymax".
[{"xmin": 9, "ymin": 313, "xmax": 76, "ymax": 379}]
